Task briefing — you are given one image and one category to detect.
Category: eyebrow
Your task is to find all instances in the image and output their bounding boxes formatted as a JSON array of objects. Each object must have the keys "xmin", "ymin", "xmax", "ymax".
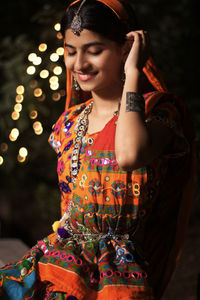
[{"xmin": 64, "ymin": 42, "xmax": 105, "ymax": 49}]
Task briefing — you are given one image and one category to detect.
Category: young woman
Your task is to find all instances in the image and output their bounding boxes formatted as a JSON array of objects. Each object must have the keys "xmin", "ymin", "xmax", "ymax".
[{"xmin": 0, "ymin": 0, "xmax": 196, "ymax": 299}]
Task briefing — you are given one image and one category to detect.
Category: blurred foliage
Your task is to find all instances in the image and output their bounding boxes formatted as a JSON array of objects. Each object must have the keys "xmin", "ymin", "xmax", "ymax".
[{"xmin": 0, "ymin": 0, "xmax": 199, "ymax": 245}]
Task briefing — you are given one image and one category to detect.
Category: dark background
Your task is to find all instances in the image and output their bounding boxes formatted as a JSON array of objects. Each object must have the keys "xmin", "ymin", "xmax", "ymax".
[{"xmin": 0, "ymin": 0, "xmax": 199, "ymax": 297}]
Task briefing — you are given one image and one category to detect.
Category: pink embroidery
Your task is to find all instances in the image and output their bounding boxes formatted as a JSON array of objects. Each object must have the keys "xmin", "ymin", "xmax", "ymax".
[
  {"xmin": 89, "ymin": 158, "xmax": 117, "ymax": 166},
  {"xmin": 57, "ymin": 160, "xmax": 65, "ymax": 175}
]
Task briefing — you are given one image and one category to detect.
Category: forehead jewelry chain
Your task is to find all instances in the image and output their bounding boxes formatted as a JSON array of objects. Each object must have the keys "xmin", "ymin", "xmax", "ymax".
[
  {"xmin": 71, "ymin": 0, "xmax": 87, "ymax": 36},
  {"xmin": 71, "ymin": 100, "xmax": 93, "ymax": 183}
]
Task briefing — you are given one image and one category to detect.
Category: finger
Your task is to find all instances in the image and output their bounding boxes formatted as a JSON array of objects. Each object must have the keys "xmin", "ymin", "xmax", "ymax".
[
  {"xmin": 135, "ymin": 30, "xmax": 150, "ymax": 49},
  {"xmin": 126, "ymin": 31, "xmax": 141, "ymax": 44}
]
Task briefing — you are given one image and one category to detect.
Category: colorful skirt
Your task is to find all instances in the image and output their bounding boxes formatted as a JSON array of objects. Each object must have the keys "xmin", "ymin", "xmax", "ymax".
[{"xmin": 0, "ymin": 231, "xmax": 154, "ymax": 300}]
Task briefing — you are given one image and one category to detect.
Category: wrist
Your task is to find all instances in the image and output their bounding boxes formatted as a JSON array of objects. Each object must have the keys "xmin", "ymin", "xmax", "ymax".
[{"xmin": 125, "ymin": 68, "xmax": 142, "ymax": 78}]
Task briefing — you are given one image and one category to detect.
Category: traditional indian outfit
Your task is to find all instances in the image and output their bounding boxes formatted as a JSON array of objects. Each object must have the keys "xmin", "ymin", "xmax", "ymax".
[{"xmin": 0, "ymin": 0, "xmax": 196, "ymax": 299}]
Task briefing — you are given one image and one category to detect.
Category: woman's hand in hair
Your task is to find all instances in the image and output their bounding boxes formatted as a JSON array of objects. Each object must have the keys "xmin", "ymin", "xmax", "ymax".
[{"xmin": 124, "ymin": 30, "xmax": 151, "ymax": 74}]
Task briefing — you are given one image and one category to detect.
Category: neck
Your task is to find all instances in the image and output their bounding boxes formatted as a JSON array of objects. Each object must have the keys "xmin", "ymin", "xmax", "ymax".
[{"xmin": 91, "ymin": 84, "xmax": 123, "ymax": 117}]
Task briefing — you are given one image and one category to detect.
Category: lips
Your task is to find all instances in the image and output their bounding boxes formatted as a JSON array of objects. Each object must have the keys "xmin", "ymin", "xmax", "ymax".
[{"xmin": 76, "ymin": 72, "xmax": 97, "ymax": 82}]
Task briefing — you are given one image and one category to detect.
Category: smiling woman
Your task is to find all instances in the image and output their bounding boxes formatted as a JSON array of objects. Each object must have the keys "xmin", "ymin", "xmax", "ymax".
[{"xmin": 0, "ymin": 0, "xmax": 196, "ymax": 300}]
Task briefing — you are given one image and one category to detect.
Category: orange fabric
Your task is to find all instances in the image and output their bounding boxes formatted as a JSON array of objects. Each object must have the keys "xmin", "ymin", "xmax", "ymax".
[
  {"xmin": 38, "ymin": 262, "xmax": 154, "ymax": 299},
  {"xmin": 143, "ymin": 57, "xmax": 168, "ymax": 93}
]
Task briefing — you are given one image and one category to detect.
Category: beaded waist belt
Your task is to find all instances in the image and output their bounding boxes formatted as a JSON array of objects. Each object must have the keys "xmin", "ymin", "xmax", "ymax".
[{"xmin": 61, "ymin": 218, "xmax": 134, "ymax": 244}]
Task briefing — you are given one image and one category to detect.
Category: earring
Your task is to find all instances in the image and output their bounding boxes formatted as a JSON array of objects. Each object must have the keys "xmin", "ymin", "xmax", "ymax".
[{"xmin": 73, "ymin": 78, "xmax": 80, "ymax": 91}]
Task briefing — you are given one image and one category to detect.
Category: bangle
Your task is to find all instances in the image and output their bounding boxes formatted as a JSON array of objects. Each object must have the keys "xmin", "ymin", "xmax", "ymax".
[{"xmin": 126, "ymin": 92, "xmax": 145, "ymax": 113}]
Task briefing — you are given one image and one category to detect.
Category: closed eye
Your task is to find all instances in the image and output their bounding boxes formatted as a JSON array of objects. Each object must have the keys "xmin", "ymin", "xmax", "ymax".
[
  {"xmin": 88, "ymin": 49, "xmax": 103, "ymax": 55},
  {"xmin": 67, "ymin": 51, "xmax": 76, "ymax": 56}
]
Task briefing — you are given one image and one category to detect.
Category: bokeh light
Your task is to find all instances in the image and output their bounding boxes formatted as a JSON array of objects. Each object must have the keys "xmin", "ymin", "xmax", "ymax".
[
  {"xmin": 16, "ymin": 85, "xmax": 25, "ymax": 95},
  {"xmin": 16, "ymin": 94, "xmax": 24, "ymax": 103},
  {"xmin": 33, "ymin": 121, "xmax": 43, "ymax": 135},
  {"xmin": 27, "ymin": 66, "xmax": 36, "ymax": 75},
  {"xmin": 28, "ymin": 53, "xmax": 37, "ymax": 62},
  {"xmin": 53, "ymin": 66, "xmax": 62, "ymax": 75},
  {"xmin": 11, "ymin": 111, "xmax": 20, "ymax": 120},
  {"xmin": 9, "ymin": 128, "xmax": 19, "ymax": 141},
  {"xmin": 40, "ymin": 70, "xmax": 49, "ymax": 79},
  {"xmin": 34, "ymin": 88, "xmax": 43, "ymax": 97},
  {"xmin": 56, "ymin": 47, "xmax": 64, "ymax": 56},
  {"xmin": 57, "ymin": 32, "xmax": 63, "ymax": 40},
  {"xmin": 52, "ymin": 92, "xmax": 61, "ymax": 101},
  {"xmin": 14, "ymin": 103, "xmax": 22, "ymax": 113},
  {"xmin": 33, "ymin": 121, "xmax": 42, "ymax": 131},
  {"xmin": 29, "ymin": 110, "xmax": 38, "ymax": 119},
  {"xmin": 32, "ymin": 56, "xmax": 42, "ymax": 66},
  {"xmin": 38, "ymin": 43, "xmax": 47, "ymax": 52},
  {"xmin": 54, "ymin": 23, "xmax": 61, "ymax": 31},
  {"xmin": 19, "ymin": 147, "xmax": 28, "ymax": 157},
  {"xmin": 50, "ymin": 53, "xmax": 59, "ymax": 62},
  {"xmin": 49, "ymin": 76, "xmax": 58, "ymax": 84},
  {"xmin": 1, "ymin": 143, "xmax": 8, "ymax": 152},
  {"xmin": 35, "ymin": 127, "xmax": 43, "ymax": 135},
  {"xmin": 0, "ymin": 156, "xmax": 3, "ymax": 165},
  {"xmin": 17, "ymin": 155, "xmax": 26, "ymax": 163},
  {"xmin": 50, "ymin": 82, "xmax": 59, "ymax": 90}
]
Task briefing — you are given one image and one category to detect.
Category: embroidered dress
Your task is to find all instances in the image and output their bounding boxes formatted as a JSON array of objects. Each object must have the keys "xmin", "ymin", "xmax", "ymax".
[{"xmin": 0, "ymin": 91, "xmax": 194, "ymax": 300}]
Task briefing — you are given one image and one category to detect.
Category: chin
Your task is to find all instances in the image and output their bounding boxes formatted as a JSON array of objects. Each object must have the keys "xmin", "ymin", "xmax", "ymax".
[{"xmin": 78, "ymin": 82, "xmax": 99, "ymax": 93}]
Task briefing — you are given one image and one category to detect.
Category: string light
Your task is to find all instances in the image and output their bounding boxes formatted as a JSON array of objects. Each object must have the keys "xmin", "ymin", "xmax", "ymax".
[
  {"xmin": 16, "ymin": 85, "xmax": 25, "ymax": 95},
  {"xmin": 9, "ymin": 128, "xmax": 19, "ymax": 141},
  {"xmin": 28, "ymin": 53, "xmax": 37, "ymax": 62},
  {"xmin": 17, "ymin": 155, "xmax": 26, "ymax": 163},
  {"xmin": 32, "ymin": 56, "xmax": 42, "ymax": 66},
  {"xmin": 52, "ymin": 92, "xmax": 61, "ymax": 101},
  {"xmin": 35, "ymin": 127, "xmax": 43, "ymax": 135},
  {"xmin": 49, "ymin": 76, "xmax": 58, "ymax": 84},
  {"xmin": 56, "ymin": 47, "xmax": 64, "ymax": 56},
  {"xmin": 53, "ymin": 66, "xmax": 62, "ymax": 75},
  {"xmin": 29, "ymin": 110, "xmax": 38, "ymax": 119},
  {"xmin": 38, "ymin": 43, "xmax": 47, "ymax": 52},
  {"xmin": 54, "ymin": 23, "xmax": 61, "ymax": 31},
  {"xmin": 0, "ymin": 156, "xmax": 3, "ymax": 165},
  {"xmin": 26, "ymin": 66, "xmax": 36, "ymax": 75},
  {"xmin": 50, "ymin": 82, "xmax": 59, "ymax": 90},
  {"xmin": 14, "ymin": 103, "xmax": 22, "ymax": 113},
  {"xmin": 50, "ymin": 53, "xmax": 59, "ymax": 62},
  {"xmin": 33, "ymin": 121, "xmax": 42, "ymax": 130},
  {"xmin": 4, "ymin": 21, "xmax": 66, "ymax": 167},
  {"xmin": 34, "ymin": 88, "xmax": 43, "ymax": 97},
  {"xmin": 1, "ymin": 143, "xmax": 8, "ymax": 152},
  {"xmin": 16, "ymin": 94, "xmax": 24, "ymax": 103},
  {"xmin": 19, "ymin": 147, "xmax": 28, "ymax": 157},
  {"xmin": 11, "ymin": 111, "xmax": 20, "ymax": 120},
  {"xmin": 40, "ymin": 70, "xmax": 49, "ymax": 79},
  {"xmin": 33, "ymin": 121, "xmax": 43, "ymax": 135},
  {"xmin": 57, "ymin": 32, "xmax": 63, "ymax": 40}
]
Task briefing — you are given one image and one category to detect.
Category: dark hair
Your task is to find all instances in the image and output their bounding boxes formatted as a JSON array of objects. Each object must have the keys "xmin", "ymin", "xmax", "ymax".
[{"xmin": 61, "ymin": 0, "xmax": 140, "ymax": 45}]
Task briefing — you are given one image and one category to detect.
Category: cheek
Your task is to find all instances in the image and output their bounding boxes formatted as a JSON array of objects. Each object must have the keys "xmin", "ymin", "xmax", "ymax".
[{"xmin": 99, "ymin": 52, "xmax": 122, "ymax": 71}]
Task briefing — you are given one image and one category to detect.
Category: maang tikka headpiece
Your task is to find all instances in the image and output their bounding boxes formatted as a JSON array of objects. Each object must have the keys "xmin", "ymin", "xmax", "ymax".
[{"xmin": 71, "ymin": 0, "xmax": 87, "ymax": 36}]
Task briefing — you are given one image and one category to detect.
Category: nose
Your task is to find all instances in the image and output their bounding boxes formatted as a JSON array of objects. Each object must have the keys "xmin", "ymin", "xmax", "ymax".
[{"xmin": 74, "ymin": 52, "xmax": 89, "ymax": 72}]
